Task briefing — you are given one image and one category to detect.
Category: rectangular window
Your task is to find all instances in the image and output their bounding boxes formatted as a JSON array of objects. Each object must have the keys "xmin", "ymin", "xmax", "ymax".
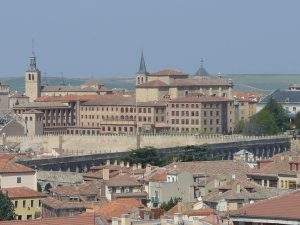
[
  {"xmin": 23, "ymin": 200, "xmax": 26, "ymax": 208},
  {"xmin": 17, "ymin": 177, "xmax": 21, "ymax": 184},
  {"xmin": 15, "ymin": 201, "xmax": 18, "ymax": 208},
  {"xmin": 31, "ymin": 200, "xmax": 34, "ymax": 207}
]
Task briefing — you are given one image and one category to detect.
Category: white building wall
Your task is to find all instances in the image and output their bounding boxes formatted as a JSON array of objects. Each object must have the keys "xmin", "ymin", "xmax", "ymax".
[{"xmin": 0, "ymin": 172, "xmax": 37, "ymax": 190}]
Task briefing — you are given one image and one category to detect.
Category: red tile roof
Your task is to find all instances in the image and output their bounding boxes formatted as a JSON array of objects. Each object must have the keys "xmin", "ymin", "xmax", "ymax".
[
  {"xmin": 0, "ymin": 154, "xmax": 34, "ymax": 174},
  {"xmin": 0, "ymin": 213, "xmax": 106, "ymax": 225},
  {"xmin": 231, "ymin": 190, "xmax": 300, "ymax": 220},
  {"xmin": 136, "ymin": 80, "xmax": 169, "ymax": 88},
  {"xmin": 1, "ymin": 187, "xmax": 46, "ymax": 199},
  {"xmin": 35, "ymin": 94, "xmax": 99, "ymax": 103},
  {"xmin": 94, "ymin": 198, "xmax": 145, "ymax": 221},
  {"xmin": 82, "ymin": 95, "xmax": 136, "ymax": 106},
  {"xmin": 106, "ymin": 173, "xmax": 141, "ymax": 187},
  {"xmin": 150, "ymin": 69, "xmax": 188, "ymax": 76}
]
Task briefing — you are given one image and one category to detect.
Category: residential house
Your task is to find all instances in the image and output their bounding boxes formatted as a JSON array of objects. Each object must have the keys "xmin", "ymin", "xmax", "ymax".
[
  {"xmin": 1, "ymin": 187, "xmax": 46, "ymax": 220},
  {"xmin": 104, "ymin": 173, "xmax": 147, "ymax": 202},
  {"xmin": 146, "ymin": 169, "xmax": 195, "ymax": 207},
  {"xmin": 247, "ymin": 152, "xmax": 300, "ymax": 189},
  {"xmin": 0, "ymin": 154, "xmax": 37, "ymax": 190}
]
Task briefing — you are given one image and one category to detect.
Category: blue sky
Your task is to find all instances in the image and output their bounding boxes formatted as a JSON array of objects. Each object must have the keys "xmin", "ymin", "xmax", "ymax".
[{"xmin": 0, "ymin": 0, "xmax": 300, "ymax": 77}]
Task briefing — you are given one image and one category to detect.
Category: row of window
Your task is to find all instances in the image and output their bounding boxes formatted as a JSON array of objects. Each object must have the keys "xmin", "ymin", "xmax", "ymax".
[
  {"xmin": 170, "ymin": 103, "xmax": 224, "ymax": 109},
  {"xmin": 170, "ymin": 127, "xmax": 220, "ymax": 133},
  {"xmin": 170, "ymin": 110, "xmax": 220, "ymax": 117},
  {"xmin": 14, "ymin": 199, "xmax": 41, "ymax": 208},
  {"xmin": 170, "ymin": 118, "xmax": 219, "ymax": 125},
  {"xmin": 77, "ymin": 126, "xmax": 135, "ymax": 133}
]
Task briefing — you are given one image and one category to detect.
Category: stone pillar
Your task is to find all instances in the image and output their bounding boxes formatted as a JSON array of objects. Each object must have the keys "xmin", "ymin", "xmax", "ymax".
[
  {"xmin": 2, "ymin": 133, "xmax": 7, "ymax": 146},
  {"xmin": 137, "ymin": 133, "xmax": 141, "ymax": 149},
  {"xmin": 50, "ymin": 109, "xmax": 54, "ymax": 127}
]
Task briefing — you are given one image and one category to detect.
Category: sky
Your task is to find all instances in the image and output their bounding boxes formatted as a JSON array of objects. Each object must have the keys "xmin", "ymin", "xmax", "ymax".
[{"xmin": 1, "ymin": 0, "xmax": 300, "ymax": 77}]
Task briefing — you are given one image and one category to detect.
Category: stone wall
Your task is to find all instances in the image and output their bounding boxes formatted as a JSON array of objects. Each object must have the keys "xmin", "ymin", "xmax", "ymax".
[{"xmin": 0, "ymin": 133, "xmax": 290, "ymax": 155}]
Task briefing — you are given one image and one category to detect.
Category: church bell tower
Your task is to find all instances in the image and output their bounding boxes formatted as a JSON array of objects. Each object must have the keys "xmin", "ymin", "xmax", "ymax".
[{"xmin": 25, "ymin": 53, "xmax": 41, "ymax": 102}]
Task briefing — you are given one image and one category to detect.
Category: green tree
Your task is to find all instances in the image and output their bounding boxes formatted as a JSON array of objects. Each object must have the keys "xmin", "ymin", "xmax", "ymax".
[
  {"xmin": 0, "ymin": 191, "xmax": 15, "ymax": 221},
  {"xmin": 264, "ymin": 98, "xmax": 289, "ymax": 132},
  {"xmin": 37, "ymin": 183, "xmax": 42, "ymax": 192},
  {"xmin": 244, "ymin": 109, "xmax": 279, "ymax": 135},
  {"xmin": 234, "ymin": 120, "xmax": 245, "ymax": 134},
  {"xmin": 124, "ymin": 147, "xmax": 163, "ymax": 166},
  {"xmin": 160, "ymin": 197, "xmax": 181, "ymax": 211},
  {"xmin": 294, "ymin": 112, "xmax": 300, "ymax": 129}
]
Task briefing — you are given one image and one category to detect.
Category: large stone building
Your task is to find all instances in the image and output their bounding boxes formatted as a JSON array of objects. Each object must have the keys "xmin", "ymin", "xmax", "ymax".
[{"xmin": 14, "ymin": 53, "xmax": 236, "ymax": 135}]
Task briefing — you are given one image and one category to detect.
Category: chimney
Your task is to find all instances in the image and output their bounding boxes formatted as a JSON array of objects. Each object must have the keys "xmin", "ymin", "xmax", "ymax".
[
  {"xmin": 137, "ymin": 163, "xmax": 142, "ymax": 169},
  {"xmin": 120, "ymin": 161, "xmax": 125, "ymax": 167},
  {"xmin": 174, "ymin": 213, "xmax": 183, "ymax": 225},
  {"xmin": 126, "ymin": 162, "xmax": 130, "ymax": 168},
  {"xmin": 236, "ymin": 184, "xmax": 241, "ymax": 193},
  {"xmin": 214, "ymin": 179, "xmax": 219, "ymax": 188},
  {"xmin": 257, "ymin": 161, "xmax": 261, "ymax": 169},
  {"xmin": 103, "ymin": 168, "xmax": 110, "ymax": 181},
  {"xmin": 290, "ymin": 163, "xmax": 293, "ymax": 171},
  {"xmin": 106, "ymin": 160, "xmax": 110, "ymax": 165},
  {"xmin": 232, "ymin": 174, "xmax": 236, "ymax": 180}
]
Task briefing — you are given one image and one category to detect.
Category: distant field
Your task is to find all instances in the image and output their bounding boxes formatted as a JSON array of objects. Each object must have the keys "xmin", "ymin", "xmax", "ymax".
[{"xmin": 1, "ymin": 74, "xmax": 300, "ymax": 93}]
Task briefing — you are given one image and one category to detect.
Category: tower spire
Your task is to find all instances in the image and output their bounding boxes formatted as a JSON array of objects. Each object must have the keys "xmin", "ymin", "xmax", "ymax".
[
  {"xmin": 195, "ymin": 58, "xmax": 209, "ymax": 76},
  {"xmin": 28, "ymin": 38, "xmax": 38, "ymax": 72},
  {"xmin": 137, "ymin": 51, "xmax": 147, "ymax": 74}
]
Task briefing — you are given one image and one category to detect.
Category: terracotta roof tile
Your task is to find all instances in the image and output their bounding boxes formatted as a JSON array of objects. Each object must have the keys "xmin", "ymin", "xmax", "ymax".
[
  {"xmin": 35, "ymin": 95, "xmax": 99, "ymax": 103},
  {"xmin": 106, "ymin": 173, "xmax": 141, "ymax": 187},
  {"xmin": 231, "ymin": 190, "xmax": 300, "ymax": 220},
  {"xmin": 0, "ymin": 154, "xmax": 34, "ymax": 174},
  {"xmin": 1, "ymin": 187, "xmax": 46, "ymax": 199},
  {"xmin": 150, "ymin": 69, "xmax": 188, "ymax": 76},
  {"xmin": 82, "ymin": 95, "xmax": 135, "ymax": 106},
  {"xmin": 136, "ymin": 80, "xmax": 169, "ymax": 88},
  {"xmin": 0, "ymin": 212, "xmax": 105, "ymax": 225},
  {"xmin": 94, "ymin": 198, "xmax": 145, "ymax": 221}
]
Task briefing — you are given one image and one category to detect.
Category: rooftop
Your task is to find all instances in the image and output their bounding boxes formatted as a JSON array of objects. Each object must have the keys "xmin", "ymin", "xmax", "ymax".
[
  {"xmin": 94, "ymin": 198, "xmax": 145, "ymax": 221},
  {"xmin": 231, "ymin": 190, "xmax": 300, "ymax": 221},
  {"xmin": 260, "ymin": 89, "xmax": 300, "ymax": 103},
  {"xmin": 1, "ymin": 187, "xmax": 46, "ymax": 199},
  {"xmin": 13, "ymin": 101, "xmax": 70, "ymax": 109},
  {"xmin": 42, "ymin": 197, "xmax": 86, "ymax": 210},
  {"xmin": 35, "ymin": 94, "xmax": 99, "ymax": 103},
  {"xmin": 41, "ymin": 85, "xmax": 97, "ymax": 93},
  {"xmin": 82, "ymin": 95, "xmax": 135, "ymax": 106},
  {"xmin": 0, "ymin": 213, "xmax": 105, "ymax": 225},
  {"xmin": 0, "ymin": 154, "xmax": 34, "ymax": 174},
  {"xmin": 150, "ymin": 69, "xmax": 188, "ymax": 77},
  {"xmin": 106, "ymin": 173, "xmax": 141, "ymax": 187}
]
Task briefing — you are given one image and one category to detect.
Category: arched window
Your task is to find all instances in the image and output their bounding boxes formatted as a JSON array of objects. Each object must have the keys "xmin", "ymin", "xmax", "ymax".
[{"xmin": 137, "ymin": 77, "xmax": 140, "ymax": 84}]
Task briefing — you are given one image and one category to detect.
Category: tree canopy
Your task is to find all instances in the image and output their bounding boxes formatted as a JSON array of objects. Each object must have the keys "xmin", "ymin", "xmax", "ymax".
[
  {"xmin": 242, "ymin": 98, "xmax": 289, "ymax": 135},
  {"xmin": 0, "ymin": 191, "xmax": 15, "ymax": 221}
]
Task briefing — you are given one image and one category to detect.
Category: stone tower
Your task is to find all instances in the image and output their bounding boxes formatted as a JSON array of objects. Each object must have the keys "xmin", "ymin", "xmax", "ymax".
[
  {"xmin": 0, "ymin": 82, "xmax": 10, "ymax": 111},
  {"xmin": 25, "ymin": 54, "xmax": 41, "ymax": 102},
  {"xmin": 136, "ymin": 51, "xmax": 148, "ymax": 85},
  {"xmin": 22, "ymin": 109, "xmax": 44, "ymax": 136}
]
